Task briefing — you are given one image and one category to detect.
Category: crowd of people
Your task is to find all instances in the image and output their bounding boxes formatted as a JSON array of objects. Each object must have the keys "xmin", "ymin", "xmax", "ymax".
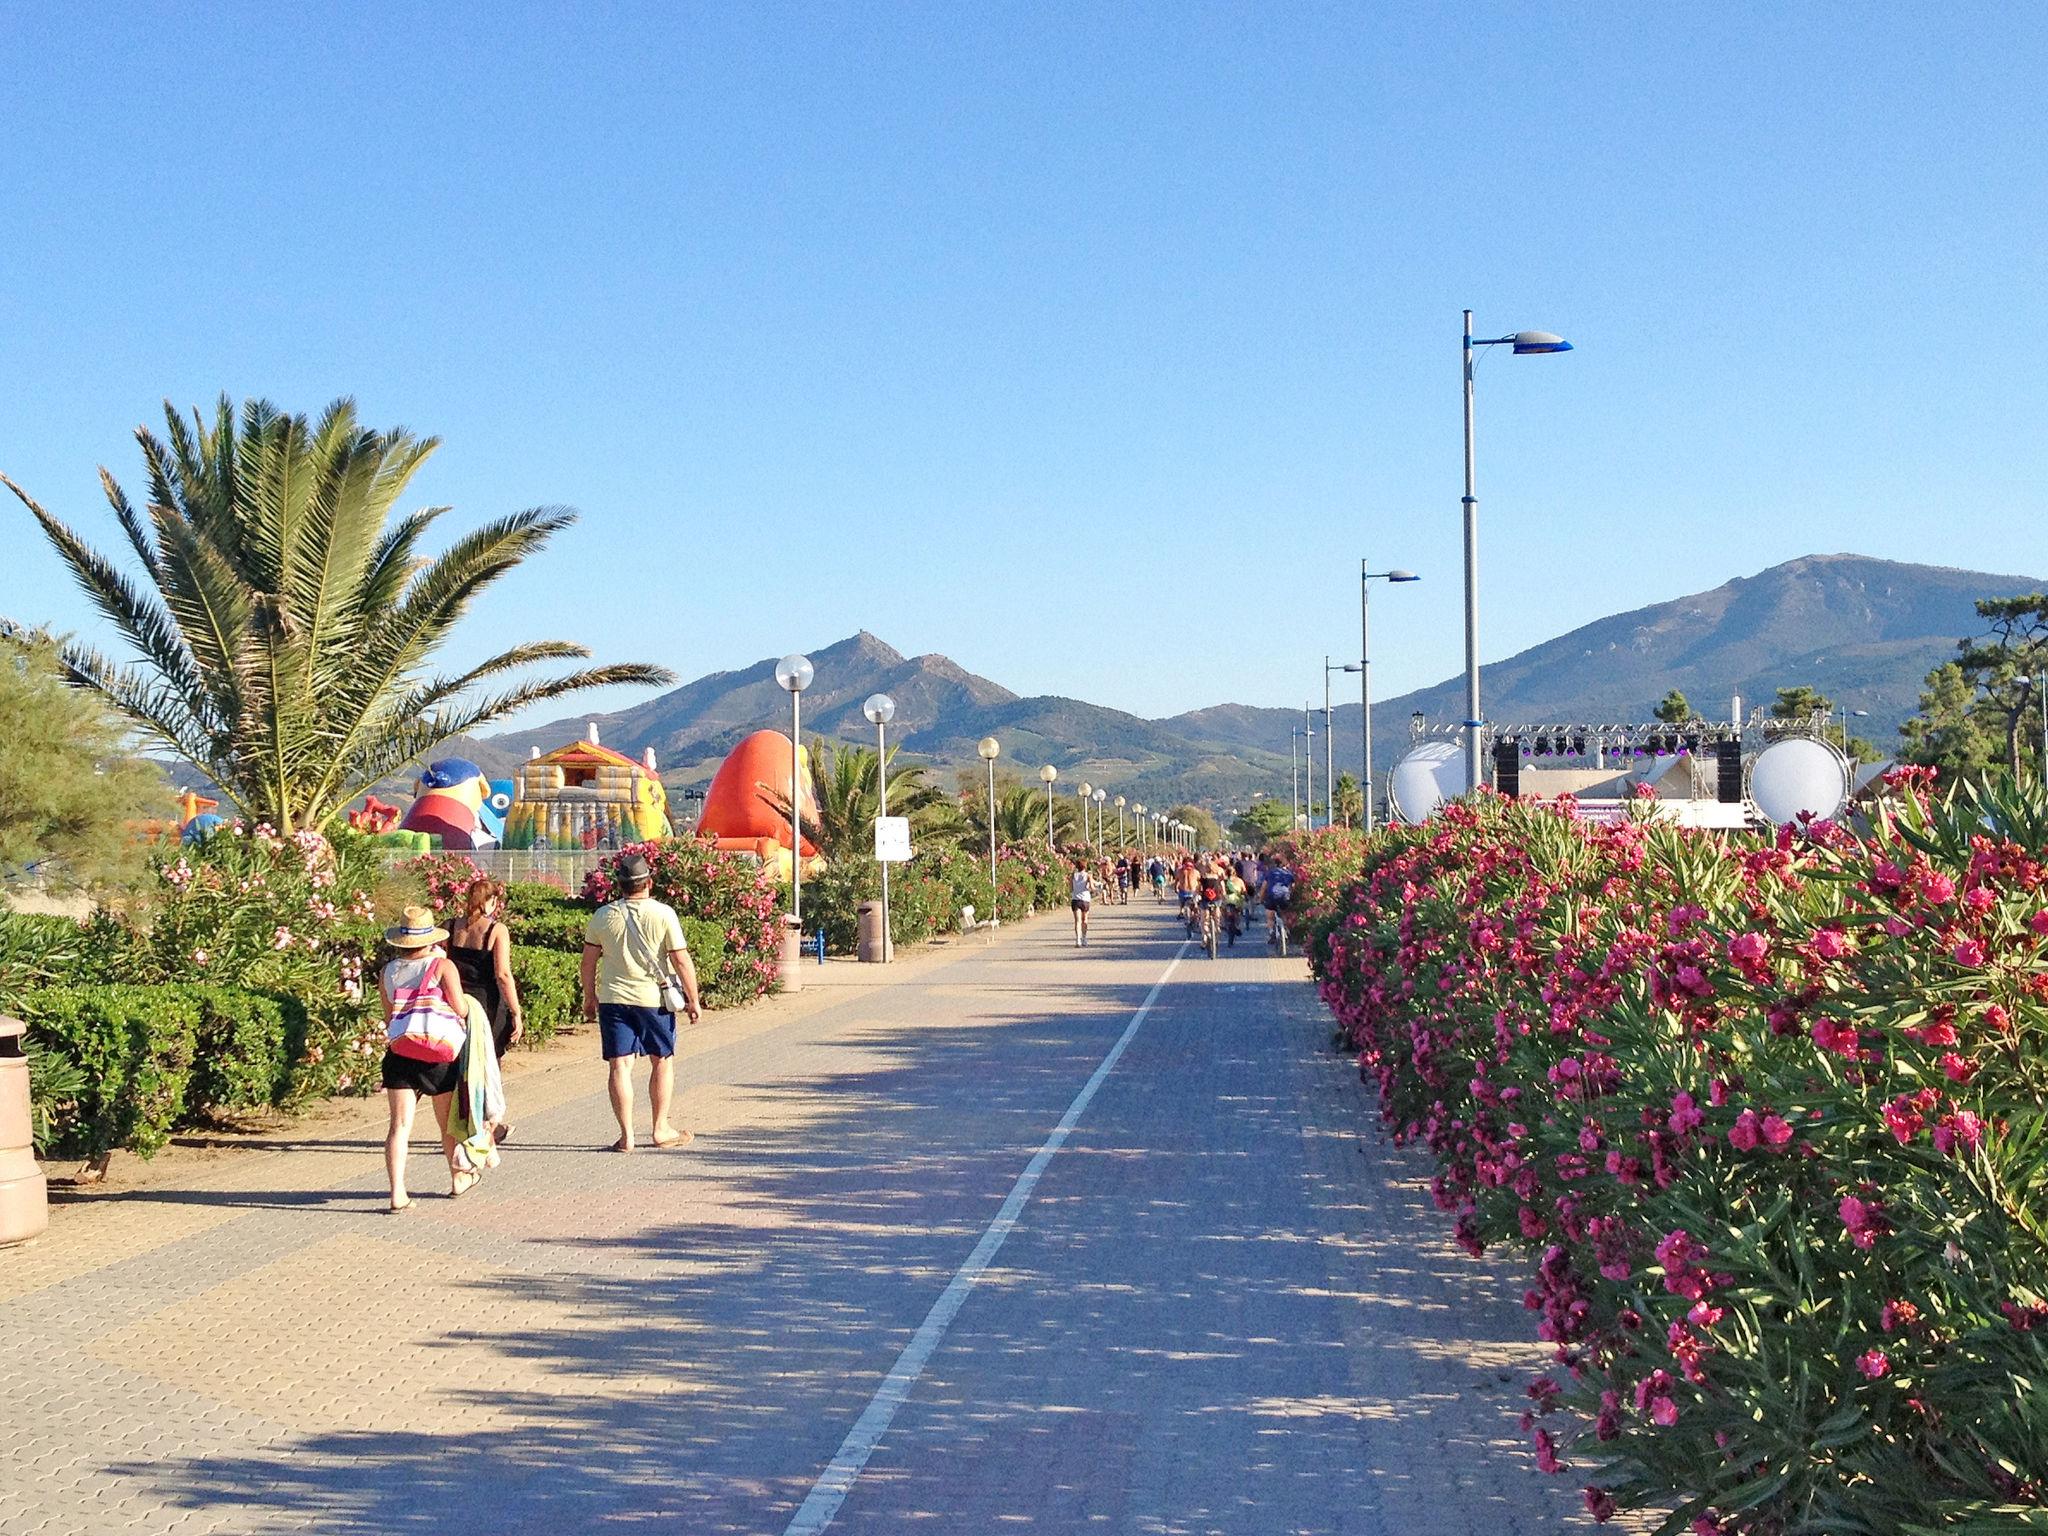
[
  {"xmin": 380, "ymin": 842, "xmax": 1295, "ymax": 1205},
  {"xmin": 1067, "ymin": 845, "xmax": 1294, "ymax": 953}
]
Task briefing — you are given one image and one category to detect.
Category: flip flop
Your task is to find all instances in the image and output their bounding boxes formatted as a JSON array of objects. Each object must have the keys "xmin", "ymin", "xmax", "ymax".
[
  {"xmin": 388, "ymin": 1197, "xmax": 412, "ymax": 1214},
  {"xmin": 608, "ymin": 1138, "xmax": 635, "ymax": 1154},
  {"xmin": 650, "ymin": 1130, "xmax": 693, "ymax": 1150},
  {"xmin": 450, "ymin": 1170, "xmax": 480, "ymax": 1198}
]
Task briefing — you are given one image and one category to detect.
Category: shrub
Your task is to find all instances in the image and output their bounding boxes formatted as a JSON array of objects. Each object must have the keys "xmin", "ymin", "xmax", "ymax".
[
  {"xmin": 17, "ymin": 985, "xmax": 202, "ymax": 1158},
  {"xmin": 509, "ymin": 945, "xmax": 581, "ymax": 1047},
  {"xmin": 507, "ymin": 901, "xmax": 590, "ymax": 954},
  {"xmin": 189, "ymin": 987, "xmax": 304, "ymax": 1114},
  {"xmin": 1306, "ymin": 777, "xmax": 2048, "ymax": 1531}
]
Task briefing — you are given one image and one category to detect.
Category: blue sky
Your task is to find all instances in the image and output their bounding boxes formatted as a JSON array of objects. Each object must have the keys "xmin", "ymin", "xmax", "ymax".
[{"xmin": 3, "ymin": 2, "xmax": 2044, "ymax": 727}]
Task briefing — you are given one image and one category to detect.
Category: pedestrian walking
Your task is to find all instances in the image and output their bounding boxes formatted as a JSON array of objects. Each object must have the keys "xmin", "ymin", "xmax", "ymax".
[
  {"xmin": 447, "ymin": 878, "xmax": 524, "ymax": 1142},
  {"xmin": 379, "ymin": 906, "xmax": 474, "ymax": 1211},
  {"xmin": 1070, "ymin": 858, "xmax": 1094, "ymax": 947},
  {"xmin": 581, "ymin": 853, "xmax": 703, "ymax": 1153}
]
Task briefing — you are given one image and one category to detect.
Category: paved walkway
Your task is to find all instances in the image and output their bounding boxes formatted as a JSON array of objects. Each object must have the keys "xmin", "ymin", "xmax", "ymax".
[{"xmin": 2, "ymin": 900, "xmax": 1605, "ymax": 1535}]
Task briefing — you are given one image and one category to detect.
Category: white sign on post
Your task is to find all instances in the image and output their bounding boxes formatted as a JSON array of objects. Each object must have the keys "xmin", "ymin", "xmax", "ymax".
[{"xmin": 874, "ymin": 816, "xmax": 913, "ymax": 863}]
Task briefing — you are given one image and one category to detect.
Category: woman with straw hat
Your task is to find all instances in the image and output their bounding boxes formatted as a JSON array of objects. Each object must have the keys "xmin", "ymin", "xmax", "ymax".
[{"xmin": 380, "ymin": 905, "xmax": 476, "ymax": 1210}]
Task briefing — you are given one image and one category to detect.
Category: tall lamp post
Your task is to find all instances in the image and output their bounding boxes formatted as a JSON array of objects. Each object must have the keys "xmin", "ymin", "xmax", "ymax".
[
  {"xmin": 1290, "ymin": 727, "xmax": 1302, "ymax": 828},
  {"xmin": 1462, "ymin": 311, "xmax": 1573, "ymax": 792},
  {"xmin": 1113, "ymin": 794, "xmax": 1126, "ymax": 851},
  {"xmin": 1302, "ymin": 707, "xmax": 1317, "ymax": 829},
  {"xmin": 863, "ymin": 692, "xmax": 895, "ymax": 962},
  {"xmin": 774, "ymin": 654, "xmax": 814, "ymax": 973},
  {"xmin": 978, "ymin": 736, "xmax": 1001, "ymax": 942},
  {"xmin": 1038, "ymin": 763, "xmax": 1058, "ymax": 850},
  {"xmin": 1093, "ymin": 788, "xmax": 1106, "ymax": 853},
  {"xmin": 1132, "ymin": 803, "xmax": 1145, "ymax": 855},
  {"xmin": 1077, "ymin": 783, "xmax": 1092, "ymax": 857},
  {"xmin": 1359, "ymin": 564, "xmax": 1421, "ymax": 832},
  {"xmin": 1322, "ymin": 656, "xmax": 1360, "ymax": 829}
]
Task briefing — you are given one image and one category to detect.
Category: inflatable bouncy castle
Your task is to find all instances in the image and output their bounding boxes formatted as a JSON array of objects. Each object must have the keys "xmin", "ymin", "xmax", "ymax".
[
  {"xmin": 399, "ymin": 758, "xmax": 500, "ymax": 850},
  {"xmin": 502, "ymin": 727, "xmax": 671, "ymax": 850},
  {"xmin": 696, "ymin": 729, "xmax": 820, "ymax": 882}
]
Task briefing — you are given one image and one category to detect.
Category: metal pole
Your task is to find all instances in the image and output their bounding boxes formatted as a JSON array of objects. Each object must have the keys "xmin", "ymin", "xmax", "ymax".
[
  {"xmin": 876, "ymin": 717, "xmax": 890, "ymax": 963},
  {"xmin": 1045, "ymin": 778, "xmax": 1055, "ymax": 851},
  {"xmin": 1291, "ymin": 730, "xmax": 1300, "ymax": 827},
  {"xmin": 1462, "ymin": 308, "xmax": 1482, "ymax": 794},
  {"xmin": 790, "ymin": 690, "xmax": 803, "ymax": 927},
  {"xmin": 2040, "ymin": 673, "xmax": 2047, "ymax": 785},
  {"xmin": 1361, "ymin": 560, "xmax": 1374, "ymax": 833},
  {"xmin": 986, "ymin": 755, "xmax": 998, "ymax": 944},
  {"xmin": 1323, "ymin": 658, "xmax": 1334, "ymax": 830},
  {"xmin": 1303, "ymin": 705, "xmax": 1314, "ymax": 830}
]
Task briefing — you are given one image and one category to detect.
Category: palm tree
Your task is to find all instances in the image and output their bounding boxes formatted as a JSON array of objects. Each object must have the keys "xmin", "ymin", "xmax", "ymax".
[
  {"xmin": 963, "ymin": 781, "xmax": 1076, "ymax": 846},
  {"xmin": 765, "ymin": 739, "xmax": 950, "ymax": 860},
  {"xmin": 4, "ymin": 396, "xmax": 674, "ymax": 832}
]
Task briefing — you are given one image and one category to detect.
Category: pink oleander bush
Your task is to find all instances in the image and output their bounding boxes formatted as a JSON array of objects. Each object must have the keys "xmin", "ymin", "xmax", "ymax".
[{"xmin": 1299, "ymin": 777, "xmax": 2048, "ymax": 1533}]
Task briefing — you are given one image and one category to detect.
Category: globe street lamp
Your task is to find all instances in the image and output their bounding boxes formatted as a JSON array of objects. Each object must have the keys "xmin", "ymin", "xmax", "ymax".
[
  {"xmin": 1113, "ymin": 794, "xmax": 1126, "ymax": 851},
  {"xmin": 978, "ymin": 736, "xmax": 1001, "ymax": 943},
  {"xmin": 1076, "ymin": 782, "xmax": 1091, "ymax": 852},
  {"xmin": 1322, "ymin": 656, "xmax": 1359, "ymax": 829},
  {"xmin": 1132, "ymin": 802, "xmax": 1146, "ymax": 855},
  {"xmin": 774, "ymin": 654, "xmax": 814, "ymax": 942},
  {"xmin": 1359, "ymin": 564, "xmax": 1421, "ymax": 832},
  {"xmin": 1092, "ymin": 787, "xmax": 1106, "ymax": 853},
  {"xmin": 1462, "ymin": 312, "xmax": 1573, "ymax": 792},
  {"xmin": 863, "ymin": 692, "xmax": 896, "ymax": 962},
  {"xmin": 1038, "ymin": 763, "xmax": 1058, "ymax": 851}
]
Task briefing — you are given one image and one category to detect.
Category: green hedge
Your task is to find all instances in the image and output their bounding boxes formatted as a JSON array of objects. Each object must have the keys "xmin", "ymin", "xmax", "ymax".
[{"xmin": 508, "ymin": 945, "xmax": 580, "ymax": 1046}]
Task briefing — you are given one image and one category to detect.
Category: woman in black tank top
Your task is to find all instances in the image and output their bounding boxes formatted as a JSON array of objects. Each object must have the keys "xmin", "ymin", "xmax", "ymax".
[{"xmin": 446, "ymin": 879, "xmax": 522, "ymax": 1058}]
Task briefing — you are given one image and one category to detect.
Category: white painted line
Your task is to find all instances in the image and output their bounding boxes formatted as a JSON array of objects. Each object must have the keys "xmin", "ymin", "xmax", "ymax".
[{"xmin": 780, "ymin": 938, "xmax": 1192, "ymax": 1535}]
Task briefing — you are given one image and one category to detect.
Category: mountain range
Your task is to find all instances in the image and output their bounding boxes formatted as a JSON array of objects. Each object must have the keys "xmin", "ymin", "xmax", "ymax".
[{"xmin": 459, "ymin": 554, "xmax": 2041, "ymax": 815}]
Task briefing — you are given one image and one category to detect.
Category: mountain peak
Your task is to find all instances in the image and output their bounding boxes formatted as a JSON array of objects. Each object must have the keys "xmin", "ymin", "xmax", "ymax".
[{"xmin": 816, "ymin": 630, "xmax": 907, "ymax": 668}]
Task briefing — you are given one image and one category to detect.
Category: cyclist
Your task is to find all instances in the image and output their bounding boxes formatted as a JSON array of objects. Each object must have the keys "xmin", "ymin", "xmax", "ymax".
[
  {"xmin": 1258, "ymin": 856, "xmax": 1297, "ymax": 946},
  {"xmin": 1196, "ymin": 856, "xmax": 1226, "ymax": 954},
  {"xmin": 1222, "ymin": 863, "xmax": 1249, "ymax": 946},
  {"xmin": 1175, "ymin": 853, "xmax": 1200, "ymax": 931}
]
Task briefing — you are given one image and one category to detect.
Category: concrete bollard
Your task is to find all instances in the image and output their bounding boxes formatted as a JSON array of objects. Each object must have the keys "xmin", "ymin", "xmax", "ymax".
[
  {"xmin": 0, "ymin": 1016, "xmax": 50, "ymax": 1247},
  {"xmin": 855, "ymin": 901, "xmax": 891, "ymax": 963}
]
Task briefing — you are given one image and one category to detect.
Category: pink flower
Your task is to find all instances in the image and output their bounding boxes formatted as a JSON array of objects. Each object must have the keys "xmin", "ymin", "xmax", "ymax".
[
  {"xmin": 1950, "ymin": 937, "xmax": 1987, "ymax": 967},
  {"xmin": 1812, "ymin": 927, "xmax": 1854, "ymax": 960},
  {"xmin": 1583, "ymin": 1487, "xmax": 1617, "ymax": 1522},
  {"xmin": 1760, "ymin": 1113, "xmax": 1794, "ymax": 1148},
  {"xmin": 1940, "ymin": 1052, "xmax": 1978, "ymax": 1084},
  {"xmin": 191, "ymin": 949, "xmax": 209, "ymax": 966},
  {"xmin": 2031, "ymin": 909, "xmax": 2048, "ymax": 936},
  {"xmin": 1728, "ymin": 1110, "xmax": 1762, "ymax": 1151},
  {"xmin": 1840, "ymin": 1195, "xmax": 1888, "ymax": 1249},
  {"xmin": 272, "ymin": 926, "xmax": 295, "ymax": 950},
  {"xmin": 1932, "ymin": 1111, "xmax": 1986, "ymax": 1156},
  {"xmin": 1668, "ymin": 1092, "xmax": 1705, "ymax": 1138},
  {"xmin": 1727, "ymin": 931, "xmax": 1769, "ymax": 964},
  {"xmin": 1855, "ymin": 1349, "xmax": 1889, "ymax": 1378},
  {"xmin": 1532, "ymin": 1426, "xmax": 1565, "ymax": 1474}
]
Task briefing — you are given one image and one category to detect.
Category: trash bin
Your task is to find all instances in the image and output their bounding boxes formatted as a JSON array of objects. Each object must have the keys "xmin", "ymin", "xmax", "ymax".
[
  {"xmin": 0, "ymin": 1016, "xmax": 49, "ymax": 1247},
  {"xmin": 856, "ymin": 901, "xmax": 892, "ymax": 963},
  {"xmin": 778, "ymin": 915, "xmax": 805, "ymax": 993}
]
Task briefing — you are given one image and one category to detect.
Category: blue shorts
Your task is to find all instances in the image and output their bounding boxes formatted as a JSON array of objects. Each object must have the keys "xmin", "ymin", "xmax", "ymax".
[{"xmin": 599, "ymin": 1003, "xmax": 676, "ymax": 1061}]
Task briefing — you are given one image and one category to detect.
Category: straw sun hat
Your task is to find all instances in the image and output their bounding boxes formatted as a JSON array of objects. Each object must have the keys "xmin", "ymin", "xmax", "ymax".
[{"xmin": 384, "ymin": 906, "xmax": 450, "ymax": 950}]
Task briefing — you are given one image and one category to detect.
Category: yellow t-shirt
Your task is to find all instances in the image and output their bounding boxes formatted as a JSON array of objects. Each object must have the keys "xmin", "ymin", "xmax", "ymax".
[{"xmin": 584, "ymin": 897, "xmax": 687, "ymax": 1008}]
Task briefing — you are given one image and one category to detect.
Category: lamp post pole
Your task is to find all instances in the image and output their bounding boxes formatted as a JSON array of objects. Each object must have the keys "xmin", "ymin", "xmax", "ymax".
[
  {"xmin": 1461, "ymin": 312, "xmax": 1572, "ymax": 793},
  {"xmin": 774, "ymin": 655, "xmax": 814, "ymax": 928},
  {"xmin": 978, "ymin": 737, "xmax": 1001, "ymax": 943},
  {"xmin": 1093, "ymin": 788, "xmax": 1106, "ymax": 854},
  {"xmin": 1290, "ymin": 729, "xmax": 1301, "ymax": 828},
  {"xmin": 1322, "ymin": 659, "xmax": 1335, "ymax": 829},
  {"xmin": 864, "ymin": 693, "xmax": 896, "ymax": 962},
  {"xmin": 1039, "ymin": 763, "xmax": 1057, "ymax": 852},
  {"xmin": 1114, "ymin": 794, "xmax": 1126, "ymax": 851},
  {"xmin": 1303, "ymin": 706, "xmax": 1315, "ymax": 831},
  {"xmin": 1361, "ymin": 564, "xmax": 1375, "ymax": 831}
]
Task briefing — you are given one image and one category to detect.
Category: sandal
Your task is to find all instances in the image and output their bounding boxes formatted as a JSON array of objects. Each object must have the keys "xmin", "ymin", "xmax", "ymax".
[{"xmin": 450, "ymin": 1169, "xmax": 480, "ymax": 1198}]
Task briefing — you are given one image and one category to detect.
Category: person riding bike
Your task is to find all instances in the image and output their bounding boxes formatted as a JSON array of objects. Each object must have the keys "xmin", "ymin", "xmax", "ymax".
[
  {"xmin": 1222, "ymin": 867, "xmax": 1248, "ymax": 945},
  {"xmin": 1196, "ymin": 857, "xmax": 1226, "ymax": 953},
  {"xmin": 1258, "ymin": 857, "xmax": 1297, "ymax": 945},
  {"xmin": 1148, "ymin": 855, "xmax": 1167, "ymax": 902},
  {"xmin": 1175, "ymin": 855, "xmax": 1199, "ymax": 929}
]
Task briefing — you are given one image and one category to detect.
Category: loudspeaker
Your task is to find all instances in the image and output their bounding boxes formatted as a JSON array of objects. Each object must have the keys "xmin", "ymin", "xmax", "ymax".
[
  {"xmin": 1494, "ymin": 740, "xmax": 1521, "ymax": 797},
  {"xmin": 1715, "ymin": 739, "xmax": 1744, "ymax": 803}
]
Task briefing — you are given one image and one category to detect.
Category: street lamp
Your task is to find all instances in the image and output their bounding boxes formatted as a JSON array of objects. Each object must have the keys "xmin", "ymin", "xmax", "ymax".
[
  {"xmin": 863, "ymin": 692, "xmax": 896, "ymax": 962},
  {"xmin": 978, "ymin": 736, "xmax": 1001, "ymax": 942},
  {"xmin": 1462, "ymin": 311, "xmax": 1573, "ymax": 792},
  {"xmin": 1323, "ymin": 656, "xmax": 1361, "ymax": 829},
  {"xmin": 774, "ymin": 653, "xmax": 814, "ymax": 932},
  {"xmin": 1093, "ymin": 788, "xmax": 1107, "ymax": 853},
  {"xmin": 1359, "ymin": 564, "xmax": 1421, "ymax": 832},
  {"xmin": 1038, "ymin": 763, "xmax": 1058, "ymax": 851},
  {"xmin": 1077, "ymin": 783, "xmax": 1092, "ymax": 854},
  {"xmin": 1113, "ymin": 794, "xmax": 1126, "ymax": 850},
  {"xmin": 1301, "ymin": 709, "xmax": 1317, "ymax": 828},
  {"xmin": 1132, "ymin": 802, "xmax": 1145, "ymax": 854}
]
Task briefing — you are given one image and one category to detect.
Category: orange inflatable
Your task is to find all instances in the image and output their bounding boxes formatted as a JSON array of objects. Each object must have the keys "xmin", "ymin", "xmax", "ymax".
[{"xmin": 698, "ymin": 730, "xmax": 820, "ymax": 878}]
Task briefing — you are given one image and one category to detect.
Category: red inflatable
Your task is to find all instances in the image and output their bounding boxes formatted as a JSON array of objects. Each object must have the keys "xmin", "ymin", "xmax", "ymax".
[
  {"xmin": 699, "ymin": 730, "xmax": 819, "ymax": 865},
  {"xmin": 403, "ymin": 789, "xmax": 492, "ymax": 850}
]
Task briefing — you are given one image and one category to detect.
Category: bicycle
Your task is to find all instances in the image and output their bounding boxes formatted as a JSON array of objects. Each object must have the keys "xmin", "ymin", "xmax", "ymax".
[
  {"xmin": 1200, "ymin": 900, "xmax": 1219, "ymax": 959},
  {"xmin": 1268, "ymin": 906, "xmax": 1289, "ymax": 958}
]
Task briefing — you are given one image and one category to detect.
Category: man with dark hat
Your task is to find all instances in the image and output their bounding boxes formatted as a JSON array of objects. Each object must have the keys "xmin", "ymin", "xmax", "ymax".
[{"xmin": 581, "ymin": 852, "xmax": 702, "ymax": 1152}]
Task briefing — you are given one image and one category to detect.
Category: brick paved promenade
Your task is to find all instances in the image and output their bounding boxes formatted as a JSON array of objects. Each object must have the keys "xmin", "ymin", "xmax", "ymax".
[{"xmin": 2, "ymin": 899, "xmax": 1610, "ymax": 1534}]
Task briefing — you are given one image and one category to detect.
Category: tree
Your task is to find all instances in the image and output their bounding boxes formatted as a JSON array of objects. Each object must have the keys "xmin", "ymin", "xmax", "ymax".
[
  {"xmin": 1169, "ymin": 804, "xmax": 1223, "ymax": 849},
  {"xmin": 1331, "ymin": 771, "xmax": 1363, "ymax": 828},
  {"xmin": 1899, "ymin": 662, "xmax": 2001, "ymax": 782},
  {"xmin": 1654, "ymin": 689, "xmax": 1694, "ymax": 724},
  {"xmin": 4, "ymin": 396, "xmax": 672, "ymax": 832},
  {"xmin": 766, "ymin": 739, "xmax": 949, "ymax": 861},
  {"xmin": 1230, "ymin": 798, "xmax": 1292, "ymax": 844},
  {"xmin": 0, "ymin": 625, "xmax": 165, "ymax": 890},
  {"xmin": 1770, "ymin": 686, "xmax": 1832, "ymax": 721},
  {"xmin": 1954, "ymin": 595, "xmax": 2048, "ymax": 777}
]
